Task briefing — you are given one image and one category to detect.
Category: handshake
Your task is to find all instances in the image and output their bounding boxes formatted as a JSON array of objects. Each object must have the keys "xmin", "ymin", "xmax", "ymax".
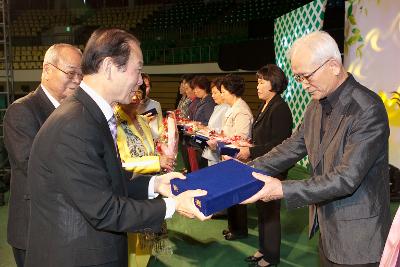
[{"xmin": 153, "ymin": 172, "xmax": 211, "ymax": 221}]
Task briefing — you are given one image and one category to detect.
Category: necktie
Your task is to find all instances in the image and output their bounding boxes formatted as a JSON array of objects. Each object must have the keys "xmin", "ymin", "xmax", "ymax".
[{"xmin": 108, "ymin": 115, "xmax": 118, "ymax": 152}]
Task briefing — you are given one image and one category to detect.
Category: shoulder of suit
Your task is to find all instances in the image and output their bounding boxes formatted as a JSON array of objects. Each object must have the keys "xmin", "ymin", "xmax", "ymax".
[{"xmin": 349, "ymin": 82, "xmax": 384, "ymax": 111}]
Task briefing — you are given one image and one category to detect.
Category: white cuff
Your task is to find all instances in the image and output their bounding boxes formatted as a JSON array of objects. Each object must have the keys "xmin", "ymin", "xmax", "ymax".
[
  {"xmin": 148, "ymin": 176, "xmax": 159, "ymax": 199},
  {"xmin": 163, "ymin": 198, "xmax": 176, "ymax": 219}
]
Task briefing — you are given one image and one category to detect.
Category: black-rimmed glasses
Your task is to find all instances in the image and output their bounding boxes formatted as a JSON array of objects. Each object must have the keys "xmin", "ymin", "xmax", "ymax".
[
  {"xmin": 293, "ymin": 59, "xmax": 331, "ymax": 83},
  {"xmin": 46, "ymin": 62, "xmax": 83, "ymax": 80}
]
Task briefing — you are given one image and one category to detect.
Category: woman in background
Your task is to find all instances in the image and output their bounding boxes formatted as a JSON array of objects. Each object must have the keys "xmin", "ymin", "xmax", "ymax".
[
  {"xmin": 115, "ymin": 85, "xmax": 174, "ymax": 174},
  {"xmin": 136, "ymin": 73, "xmax": 163, "ymax": 140},
  {"xmin": 202, "ymin": 77, "xmax": 230, "ymax": 166},
  {"xmin": 191, "ymin": 75, "xmax": 215, "ymax": 126},
  {"xmin": 176, "ymin": 74, "xmax": 195, "ymax": 118},
  {"xmin": 220, "ymin": 73, "xmax": 253, "ymax": 241},
  {"xmin": 188, "ymin": 75, "xmax": 216, "ymax": 169},
  {"xmin": 236, "ymin": 64, "xmax": 293, "ymax": 267},
  {"xmin": 115, "ymin": 84, "xmax": 174, "ymax": 267}
]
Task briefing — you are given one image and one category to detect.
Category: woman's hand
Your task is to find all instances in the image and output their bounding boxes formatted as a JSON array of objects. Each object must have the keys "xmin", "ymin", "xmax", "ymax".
[
  {"xmin": 236, "ymin": 147, "xmax": 251, "ymax": 161},
  {"xmin": 206, "ymin": 139, "xmax": 218, "ymax": 150},
  {"xmin": 143, "ymin": 113, "xmax": 155, "ymax": 122},
  {"xmin": 160, "ymin": 155, "xmax": 175, "ymax": 172}
]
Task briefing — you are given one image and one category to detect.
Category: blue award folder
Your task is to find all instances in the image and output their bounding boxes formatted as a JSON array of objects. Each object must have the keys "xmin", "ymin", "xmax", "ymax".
[
  {"xmin": 170, "ymin": 159, "xmax": 266, "ymax": 216},
  {"xmin": 193, "ymin": 134, "xmax": 209, "ymax": 149},
  {"xmin": 217, "ymin": 141, "xmax": 240, "ymax": 157}
]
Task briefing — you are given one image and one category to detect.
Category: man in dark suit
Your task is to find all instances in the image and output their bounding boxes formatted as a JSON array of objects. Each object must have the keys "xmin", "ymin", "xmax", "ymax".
[
  {"xmin": 243, "ymin": 31, "xmax": 391, "ymax": 266},
  {"xmin": 3, "ymin": 43, "xmax": 83, "ymax": 267},
  {"xmin": 25, "ymin": 28, "xmax": 207, "ymax": 267}
]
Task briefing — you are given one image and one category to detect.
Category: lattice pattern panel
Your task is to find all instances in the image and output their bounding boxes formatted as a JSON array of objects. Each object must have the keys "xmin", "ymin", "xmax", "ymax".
[{"xmin": 274, "ymin": 0, "xmax": 327, "ymax": 167}]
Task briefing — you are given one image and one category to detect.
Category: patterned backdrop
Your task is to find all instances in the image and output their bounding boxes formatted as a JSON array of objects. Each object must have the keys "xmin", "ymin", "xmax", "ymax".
[{"xmin": 274, "ymin": 0, "xmax": 327, "ymax": 167}]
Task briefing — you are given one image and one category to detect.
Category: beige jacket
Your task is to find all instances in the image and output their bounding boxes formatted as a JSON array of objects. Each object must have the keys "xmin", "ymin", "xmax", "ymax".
[{"xmin": 222, "ymin": 97, "xmax": 253, "ymax": 139}]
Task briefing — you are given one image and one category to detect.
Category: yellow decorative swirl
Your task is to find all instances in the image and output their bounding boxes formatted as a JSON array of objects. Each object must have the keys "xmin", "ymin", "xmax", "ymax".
[
  {"xmin": 365, "ymin": 28, "xmax": 382, "ymax": 52},
  {"xmin": 348, "ymin": 60, "xmax": 366, "ymax": 80},
  {"xmin": 379, "ymin": 88, "xmax": 400, "ymax": 127}
]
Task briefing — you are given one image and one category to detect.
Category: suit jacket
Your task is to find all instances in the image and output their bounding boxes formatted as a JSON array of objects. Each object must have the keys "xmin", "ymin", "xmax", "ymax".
[
  {"xmin": 3, "ymin": 85, "xmax": 55, "ymax": 249},
  {"xmin": 25, "ymin": 88, "xmax": 166, "ymax": 267},
  {"xmin": 193, "ymin": 94, "xmax": 216, "ymax": 126},
  {"xmin": 222, "ymin": 97, "xmax": 253, "ymax": 139},
  {"xmin": 249, "ymin": 95, "xmax": 292, "ymax": 160},
  {"xmin": 249, "ymin": 75, "xmax": 391, "ymax": 264}
]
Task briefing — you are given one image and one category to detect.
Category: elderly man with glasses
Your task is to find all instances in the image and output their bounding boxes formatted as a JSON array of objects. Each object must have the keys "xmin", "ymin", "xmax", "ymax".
[
  {"xmin": 3, "ymin": 43, "xmax": 83, "ymax": 267},
  {"xmin": 243, "ymin": 31, "xmax": 390, "ymax": 267}
]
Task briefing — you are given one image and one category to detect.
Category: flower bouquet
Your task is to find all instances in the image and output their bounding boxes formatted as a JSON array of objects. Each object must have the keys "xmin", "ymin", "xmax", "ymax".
[{"xmin": 156, "ymin": 111, "xmax": 179, "ymax": 168}]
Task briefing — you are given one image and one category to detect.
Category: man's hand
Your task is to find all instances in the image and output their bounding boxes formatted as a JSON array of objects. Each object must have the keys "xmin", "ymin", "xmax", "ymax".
[
  {"xmin": 241, "ymin": 172, "xmax": 283, "ymax": 204},
  {"xmin": 160, "ymin": 155, "xmax": 175, "ymax": 172},
  {"xmin": 236, "ymin": 147, "xmax": 250, "ymax": 161},
  {"xmin": 154, "ymin": 172, "xmax": 185, "ymax": 197},
  {"xmin": 174, "ymin": 189, "xmax": 211, "ymax": 221}
]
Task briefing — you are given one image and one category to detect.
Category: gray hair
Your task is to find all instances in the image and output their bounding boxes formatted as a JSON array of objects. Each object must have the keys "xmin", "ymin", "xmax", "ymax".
[
  {"xmin": 43, "ymin": 43, "xmax": 82, "ymax": 66},
  {"xmin": 287, "ymin": 31, "xmax": 342, "ymax": 66}
]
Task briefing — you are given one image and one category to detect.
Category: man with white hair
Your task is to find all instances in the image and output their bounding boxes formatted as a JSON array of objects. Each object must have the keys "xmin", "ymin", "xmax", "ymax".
[
  {"xmin": 243, "ymin": 31, "xmax": 391, "ymax": 266},
  {"xmin": 3, "ymin": 43, "xmax": 82, "ymax": 267}
]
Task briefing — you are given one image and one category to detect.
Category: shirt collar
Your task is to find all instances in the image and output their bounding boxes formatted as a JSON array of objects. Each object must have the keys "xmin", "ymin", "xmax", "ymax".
[
  {"xmin": 319, "ymin": 74, "xmax": 350, "ymax": 115},
  {"xmin": 41, "ymin": 84, "xmax": 60, "ymax": 108},
  {"xmin": 80, "ymin": 81, "xmax": 114, "ymax": 122}
]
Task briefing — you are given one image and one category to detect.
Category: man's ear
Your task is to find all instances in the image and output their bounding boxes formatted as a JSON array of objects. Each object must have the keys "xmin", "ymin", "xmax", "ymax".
[
  {"xmin": 101, "ymin": 57, "xmax": 114, "ymax": 80},
  {"xmin": 42, "ymin": 63, "xmax": 52, "ymax": 80},
  {"xmin": 330, "ymin": 60, "xmax": 341, "ymax": 76}
]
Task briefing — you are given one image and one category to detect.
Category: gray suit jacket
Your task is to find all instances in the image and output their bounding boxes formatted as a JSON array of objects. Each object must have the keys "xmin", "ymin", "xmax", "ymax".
[
  {"xmin": 3, "ymin": 86, "xmax": 55, "ymax": 249},
  {"xmin": 249, "ymin": 75, "xmax": 391, "ymax": 264}
]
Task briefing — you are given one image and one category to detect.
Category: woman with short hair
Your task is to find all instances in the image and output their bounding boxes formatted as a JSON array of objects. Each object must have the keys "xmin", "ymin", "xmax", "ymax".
[
  {"xmin": 237, "ymin": 64, "xmax": 293, "ymax": 267},
  {"xmin": 220, "ymin": 73, "xmax": 254, "ymax": 241}
]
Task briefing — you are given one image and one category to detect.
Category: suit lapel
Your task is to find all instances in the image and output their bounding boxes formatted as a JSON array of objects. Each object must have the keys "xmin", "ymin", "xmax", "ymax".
[
  {"xmin": 314, "ymin": 86, "xmax": 352, "ymax": 167},
  {"xmin": 253, "ymin": 95, "xmax": 279, "ymax": 128},
  {"xmin": 34, "ymin": 86, "xmax": 56, "ymax": 118},
  {"xmin": 74, "ymin": 88, "xmax": 125, "ymax": 182},
  {"xmin": 307, "ymin": 102, "xmax": 322, "ymax": 168}
]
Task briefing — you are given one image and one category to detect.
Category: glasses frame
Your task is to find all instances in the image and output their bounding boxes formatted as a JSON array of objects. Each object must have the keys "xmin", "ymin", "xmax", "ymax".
[
  {"xmin": 293, "ymin": 59, "xmax": 331, "ymax": 83},
  {"xmin": 46, "ymin": 62, "xmax": 83, "ymax": 80}
]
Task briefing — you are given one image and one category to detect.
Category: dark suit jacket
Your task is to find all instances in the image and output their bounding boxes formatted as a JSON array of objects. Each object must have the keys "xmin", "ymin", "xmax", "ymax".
[
  {"xmin": 3, "ymin": 85, "xmax": 55, "ymax": 249},
  {"xmin": 193, "ymin": 94, "xmax": 216, "ymax": 126},
  {"xmin": 25, "ymin": 88, "xmax": 166, "ymax": 267},
  {"xmin": 249, "ymin": 95, "xmax": 292, "ymax": 161},
  {"xmin": 249, "ymin": 75, "xmax": 391, "ymax": 264}
]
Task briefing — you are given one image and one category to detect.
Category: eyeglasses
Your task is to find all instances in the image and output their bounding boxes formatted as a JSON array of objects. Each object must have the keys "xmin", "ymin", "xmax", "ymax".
[
  {"xmin": 293, "ymin": 59, "xmax": 331, "ymax": 83},
  {"xmin": 46, "ymin": 62, "xmax": 83, "ymax": 80}
]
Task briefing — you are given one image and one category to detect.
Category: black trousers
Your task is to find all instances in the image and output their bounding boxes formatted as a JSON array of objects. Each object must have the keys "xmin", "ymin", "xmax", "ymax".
[
  {"xmin": 257, "ymin": 200, "xmax": 281, "ymax": 265},
  {"xmin": 227, "ymin": 204, "xmax": 248, "ymax": 235},
  {"xmin": 12, "ymin": 247, "xmax": 26, "ymax": 267},
  {"xmin": 318, "ymin": 236, "xmax": 379, "ymax": 267}
]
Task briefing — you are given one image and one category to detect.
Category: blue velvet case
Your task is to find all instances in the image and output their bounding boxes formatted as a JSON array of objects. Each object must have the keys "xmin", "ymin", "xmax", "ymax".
[
  {"xmin": 170, "ymin": 159, "xmax": 266, "ymax": 216},
  {"xmin": 193, "ymin": 134, "xmax": 209, "ymax": 148},
  {"xmin": 217, "ymin": 141, "xmax": 240, "ymax": 157}
]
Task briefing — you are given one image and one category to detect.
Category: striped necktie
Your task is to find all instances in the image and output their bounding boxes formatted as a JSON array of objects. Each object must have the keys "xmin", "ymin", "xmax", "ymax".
[{"xmin": 108, "ymin": 115, "xmax": 118, "ymax": 152}]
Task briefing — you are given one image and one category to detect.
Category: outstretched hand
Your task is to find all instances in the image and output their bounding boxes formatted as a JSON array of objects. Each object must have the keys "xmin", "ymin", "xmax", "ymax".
[
  {"xmin": 174, "ymin": 189, "xmax": 211, "ymax": 221},
  {"xmin": 154, "ymin": 172, "xmax": 185, "ymax": 197},
  {"xmin": 241, "ymin": 172, "xmax": 284, "ymax": 204}
]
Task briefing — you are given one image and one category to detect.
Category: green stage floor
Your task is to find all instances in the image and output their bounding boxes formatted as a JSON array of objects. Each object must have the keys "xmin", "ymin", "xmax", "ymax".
[{"xmin": 0, "ymin": 165, "xmax": 399, "ymax": 267}]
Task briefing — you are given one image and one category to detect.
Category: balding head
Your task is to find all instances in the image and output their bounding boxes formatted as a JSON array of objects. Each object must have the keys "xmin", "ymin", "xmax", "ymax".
[{"xmin": 42, "ymin": 44, "xmax": 83, "ymax": 103}]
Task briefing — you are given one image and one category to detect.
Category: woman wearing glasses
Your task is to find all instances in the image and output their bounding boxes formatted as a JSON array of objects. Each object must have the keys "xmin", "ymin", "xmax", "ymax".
[
  {"xmin": 115, "ymin": 84, "xmax": 174, "ymax": 174},
  {"xmin": 236, "ymin": 64, "xmax": 293, "ymax": 267},
  {"xmin": 114, "ymin": 83, "xmax": 174, "ymax": 267}
]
